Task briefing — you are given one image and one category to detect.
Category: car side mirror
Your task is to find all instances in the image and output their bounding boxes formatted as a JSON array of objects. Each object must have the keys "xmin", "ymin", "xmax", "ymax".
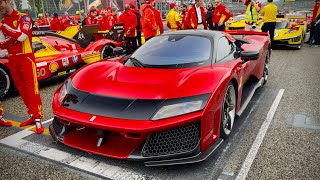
[
  {"xmin": 113, "ymin": 47, "xmax": 124, "ymax": 56},
  {"xmin": 34, "ymin": 44, "xmax": 46, "ymax": 53},
  {"xmin": 241, "ymin": 50, "xmax": 260, "ymax": 62}
]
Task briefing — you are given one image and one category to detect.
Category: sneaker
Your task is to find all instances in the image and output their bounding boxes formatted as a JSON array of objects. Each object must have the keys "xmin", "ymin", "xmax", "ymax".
[
  {"xmin": 0, "ymin": 116, "xmax": 12, "ymax": 127},
  {"xmin": 35, "ymin": 119, "xmax": 44, "ymax": 134},
  {"xmin": 20, "ymin": 115, "xmax": 36, "ymax": 127}
]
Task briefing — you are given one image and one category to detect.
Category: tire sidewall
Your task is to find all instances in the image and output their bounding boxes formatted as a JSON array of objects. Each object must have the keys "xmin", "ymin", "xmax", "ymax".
[{"xmin": 0, "ymin": 67, "xmax": 10, "ymax": 98}]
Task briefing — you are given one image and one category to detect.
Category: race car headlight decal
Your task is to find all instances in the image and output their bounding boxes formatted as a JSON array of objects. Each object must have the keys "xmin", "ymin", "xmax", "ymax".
[
  {"xmin": 151, "ymin": 100, "xmax": 203, "ymax": 120},
  {"xmin": 291, "ymin": 35, "xmax": 301, "ymax": 42}
]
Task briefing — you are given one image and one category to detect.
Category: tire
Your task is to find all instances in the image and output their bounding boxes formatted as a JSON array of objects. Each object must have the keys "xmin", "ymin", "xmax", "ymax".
[
  {"xmin": 0, "ymin": 67, "xmax": 11, "ymax": 99},
  {"xmin": 262, "ymin": 50, "xmax": 270, "ymax": 85},
  {"xmin": 220, "ymin": 82, "xmax": 236, "ymax": 139},
  {"xmin": 100, "ymin": 44, "xmax": 114, "ymax": 59}
]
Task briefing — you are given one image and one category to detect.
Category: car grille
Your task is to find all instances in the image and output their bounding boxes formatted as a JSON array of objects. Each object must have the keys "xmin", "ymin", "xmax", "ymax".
[{"xmin": 142, "ymin": 122, "xmax": 200, "ymax": 157}]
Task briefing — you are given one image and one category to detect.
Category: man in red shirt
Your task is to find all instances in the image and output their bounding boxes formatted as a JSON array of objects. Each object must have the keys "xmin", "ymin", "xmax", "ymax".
[
  {"xmin": 186, "ymin": 0, "xmax": 207, "ymax": 29},
  {"xmin": 212, "ymin": 0, "xmax": 232, "ymax": 31},
  {"xmin": 180, "ymin": 4, "xmax": 189, "ymax": 30},
  {"xmin": 141, "ymin": 0, "xmax": 157, "ymax": 41},
  {"xmin": 130, "ymin": 3, "xmax": 142, "ymax": 46},
  {"xmin": 50, "ymin": 13, "xmax": 63, "ymax": 31},
  {"xmin": 86, "ymin": 8, "xmax": 98, "ymax": 25},
  {"xmin": 37, "ymin": 13, "xmax": 49, "ymax": 26},
  {"xmin": 151, "ymin": 1, "xmax": 164, "ymax": 35},
  {"xmin": 107, "ymin": 8, "xmax": 118, "ymax": 30},
  {"xmin": 119, "ymin": 4, "xmax": 138, "ymax": 54},
  {"xmin": 0, "ymin": 0, "xmax": 44, "ymax": 134}
]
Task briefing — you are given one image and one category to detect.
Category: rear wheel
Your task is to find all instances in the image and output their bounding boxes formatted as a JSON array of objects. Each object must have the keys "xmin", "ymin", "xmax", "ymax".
[
  {"xmin": 262, "ymin": 50, "xmax": 270, "ymax": 85},
  {"xmin": 0, "ymin": 67, "xmax": 11, "ymax": 98},
  {"xmin": 220, "ymin": 82, "xmax": 236, "ymax": 139}
]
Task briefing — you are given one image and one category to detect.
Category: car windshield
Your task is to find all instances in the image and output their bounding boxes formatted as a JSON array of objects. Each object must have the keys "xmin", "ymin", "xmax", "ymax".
[
  {"xmin": 128, "ymin": 35, "xmax": 212, "ymax": 67},
  {"xmin": 234, "ymin": 15, "xmax": 244, "ymax": 21},
  {"xmin": 276, "ymin": 21, "xmax": 289, "ymax": 29}
]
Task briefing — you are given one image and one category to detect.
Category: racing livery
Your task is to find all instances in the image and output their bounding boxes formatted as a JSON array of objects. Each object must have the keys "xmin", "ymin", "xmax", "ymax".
[
  {"xmin": 0, "ymin": 24, "xmax": 125, "ymax": 98},
  {"xmin": 272, "ymin": 18, "xmax": 306, "ymax": 49},
  {"xmin": 50, "ymin": 30, "xmax": 270, "ymax": 166}
]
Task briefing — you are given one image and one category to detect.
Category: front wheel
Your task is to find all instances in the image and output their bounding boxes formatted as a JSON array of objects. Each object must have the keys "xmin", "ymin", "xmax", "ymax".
[
  {"xmin": 0, "ymin": 67, "xmax": 11, "ymax": 98},
  {"xmin": 262, "ymin": 50, "xmax": 270, "ymax": 85},
  {"xmin": 220, "ymin": 82, "xmax": 236, "ymax": 139}
]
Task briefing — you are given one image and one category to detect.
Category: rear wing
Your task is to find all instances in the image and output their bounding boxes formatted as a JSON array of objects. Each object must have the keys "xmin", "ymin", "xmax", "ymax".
[{"xmin": 95, "ymin": 23, "xmax": 125, "ymax": 42}]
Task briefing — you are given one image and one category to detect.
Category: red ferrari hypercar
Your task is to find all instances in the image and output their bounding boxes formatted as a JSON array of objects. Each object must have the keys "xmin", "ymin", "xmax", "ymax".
[
  {"xmin": 50, "ymin": 30, "xmax": 270, "ymax": 166},
  {"xmin": 0, "ymin": 24, "xmax": 124, "ymax": 98}
]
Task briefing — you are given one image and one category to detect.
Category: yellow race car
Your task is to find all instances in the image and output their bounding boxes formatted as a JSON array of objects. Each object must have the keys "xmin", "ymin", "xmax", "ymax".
[
  {"xmin": 226, "ymin": 14, "xmax": 246, "ymax": 30},
  {"xmin": 272, "ymin": 18, "xmax": 306, "ymax": 49}
]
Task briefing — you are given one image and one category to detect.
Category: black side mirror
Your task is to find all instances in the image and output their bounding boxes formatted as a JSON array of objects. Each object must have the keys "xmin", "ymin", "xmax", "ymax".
[
  {"xmin": 113, "ymin": 47, "xmax": 124, "ymax": 56},
  {"xmin": 240, "ymin": 50, "xmax": 260, "ymax": 62}
]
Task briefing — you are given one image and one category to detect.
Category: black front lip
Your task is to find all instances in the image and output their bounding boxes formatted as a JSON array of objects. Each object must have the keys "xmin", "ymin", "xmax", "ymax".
[{"xmin": 49, "ymin": 117, "xmax": 223, "ymax": 166}]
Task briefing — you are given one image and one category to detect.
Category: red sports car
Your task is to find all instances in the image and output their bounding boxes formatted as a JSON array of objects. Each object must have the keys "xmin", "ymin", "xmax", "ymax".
[
  {"xmin": 0, "ymin": 24, "xmax": 124, "ymax": 98},
  {"xmin": 50, "ymin": 30, "xmax": 270, "ymax": 166}
]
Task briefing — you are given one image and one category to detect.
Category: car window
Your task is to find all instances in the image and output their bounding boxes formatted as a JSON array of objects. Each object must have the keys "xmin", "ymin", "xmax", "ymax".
[
  {"xmin": 216, "ymin": 37, "xmax": 233, "ymax": 62},
  {"xmin": 276, "ymin": 21, "xmax": 289, "ymax": 29},
  {"xmin": 129, "ymin": 35, "xmax": 212, "ymax": 67}
]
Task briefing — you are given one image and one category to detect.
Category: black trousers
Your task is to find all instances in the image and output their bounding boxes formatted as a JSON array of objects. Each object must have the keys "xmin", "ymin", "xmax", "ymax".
[
  {"xmin": 308, "ymin": 21, "xmax": 315, "ymax": 44},
  {"xmin": 313, "ymin": 23, "xmax": 320, "ymax": 45},
  {"xmin": 136, "ymin": 31, "xmax": 142, "ymax": 47},
  {"xmin": 213, "ymin": 24, "xmax": 225, "ymax": 31},
  {"xmin": 262, "ymin": 22, "xmax": 276, "ymax": 47},
  {"xmin": 125, "ymin": 37, "xmax": 137, "ymax": 54}
]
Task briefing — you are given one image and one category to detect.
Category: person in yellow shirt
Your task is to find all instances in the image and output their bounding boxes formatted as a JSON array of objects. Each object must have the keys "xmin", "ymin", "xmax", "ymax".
[
  {"xmin": 166, "ymin": 3, "xmax": 181, "ymax": 31},
  {"xmin": 261, "ymin": 0, "xmax": 278, "ymax": 46}
]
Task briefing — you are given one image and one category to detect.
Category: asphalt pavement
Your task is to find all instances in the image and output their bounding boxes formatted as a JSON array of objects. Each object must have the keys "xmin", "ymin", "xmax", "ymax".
[{"xmin": 0, "ymin": 45, "xmax": 319, "ymax": 180}]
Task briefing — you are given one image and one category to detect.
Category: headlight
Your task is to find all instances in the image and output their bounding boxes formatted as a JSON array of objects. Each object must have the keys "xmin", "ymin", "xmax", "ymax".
[
  {"xmin": 291, "ymin": 35, "xmax": 301, "ymax": 42},
  {"xmin": 151, "ymin": 100, "xmax": 203, "ymax": 120},
  {"xmin": 58, "ymin": 80, "xmax": 69, "ymax": 104}
]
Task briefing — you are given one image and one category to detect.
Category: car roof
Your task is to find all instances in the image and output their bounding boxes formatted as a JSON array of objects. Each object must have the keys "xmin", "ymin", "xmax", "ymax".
[{"xmin": 162, "ymin": 30, "xmax": 225, "ymax": 41}]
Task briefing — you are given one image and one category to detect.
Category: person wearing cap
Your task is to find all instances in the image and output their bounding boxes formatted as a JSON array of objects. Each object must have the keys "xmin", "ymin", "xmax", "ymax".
[
  {"xmin": 212, "ymin": 0, "xmax": 232, "ymax": 31},
  {"xmin": 151, "ymin": 1, "xmax": 164, "ymax": 35},
  {"xmin": 130, "ymin": 3, "xmax": 142, "ymax": 47},
  {"xmin": 166, "ymin": 2, "xmax": 181, "ymax": 31},
  {"xmin": 74, "ymin": 10, "xmax": 81, "ymax": 25},
  {"xmin": 50, "ymin": 13, "xmax": 63, "ymax": 31},
  {"xmin": 0, "ymin": 0, "xmax": 44, "ymax": 133},
  {"xmin": 37, "ymin": 13, "xmax": 49, "ymax": 26},
  {"xmin": 141, "ymin": 0, "xmax": 157, "ymax": 41},
  {"xmin": 243, "ymin": 0, "xmax": 262, "ymax": 31},
  {"xmin": 119, "ymin": 4, "xmax": 138, "ymax": 54},
  {"xmin": 185, "ymin": 0, "xmax": 207, "ymax": 29}
]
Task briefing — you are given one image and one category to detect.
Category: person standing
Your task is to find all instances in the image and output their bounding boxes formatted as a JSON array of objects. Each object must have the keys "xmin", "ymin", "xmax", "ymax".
[
  {"xmin": 166, "ymin": 3, "xmax": 181, "ymax": 31},
  {"xmin": 243, "ymin": 0, "xmax": 262, "ymax": 31},
  {"xmin": 212, "ymin": 0, "xmax": 232, "ymax": 31},
  {"xmin": 181, "ymin": 4, "xmax": 189, "ymax": 30},
  {"xmin": 186, "ymin": 0, "xmax": 208, "ymax": 29},
  {"xmin": 152, "ymin": 1, "xmax": 164, "ymax": 35},
  {"xmin": 119, "ymin": 4, "xmax": 138, "ymax": 54},
  {"xmin": 0, "ymin": 0, "xmax": 44, "ymax": 134},
  {"xmin": 74, "ymin": 11, "xmax": 81, "ymax": 25},
  {"xmin": 206, "ymin": 2, "xmax": 215, "ymax": 30},
  {"xmin": 86, "ymin": 8, "xmax": 98, "ymax": 25},
  {"xmin": 311, "ymin": 13, "xmax": 320, "ymax": 47},
  {"xmin": 141, "ymin": 0, "xmax": 157, "ymax": 41},
  {"xmin": 261, "ymin": 0, "xmax": 278, "ymax": 47},
  {"xmin": 130, "ymin": 3, "xmax": 142, "ymax": 47},
  {"xmin": 308, "ymin": 0, "xmax": 320, "ymax": 45},
  {"xmin": 50, "ymin": 13, "xmax": 63, "ymax": 31}
]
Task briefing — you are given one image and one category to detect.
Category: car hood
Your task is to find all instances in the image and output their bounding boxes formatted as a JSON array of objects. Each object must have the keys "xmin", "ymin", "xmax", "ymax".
[{"xmin": 71, "ymin": 61, "xmax": 224, "ymax": 99}]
